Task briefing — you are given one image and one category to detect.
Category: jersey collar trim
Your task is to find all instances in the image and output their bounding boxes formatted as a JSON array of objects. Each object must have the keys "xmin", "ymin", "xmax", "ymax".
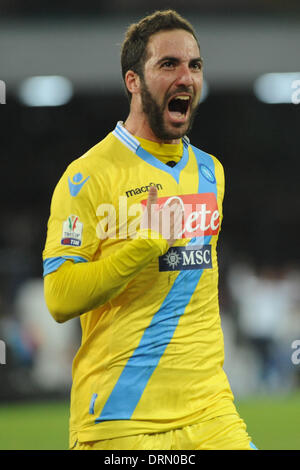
[
  {"xmin": 113, "ymin": 121, "xmax": 190, "ymax": 151},
  {"xmin": 113, "ymin": 121, "xmax": 140, "ymax": 152},
  {"xmin": 112, "ymin": 122, "xmax": 190, "ymax": 184}
]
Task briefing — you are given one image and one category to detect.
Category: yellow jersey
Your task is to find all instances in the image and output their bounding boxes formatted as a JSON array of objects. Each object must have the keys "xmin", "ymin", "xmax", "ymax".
[{"xmin": 43, "ymin": 122, "xmax": 237, "ymax": 446}]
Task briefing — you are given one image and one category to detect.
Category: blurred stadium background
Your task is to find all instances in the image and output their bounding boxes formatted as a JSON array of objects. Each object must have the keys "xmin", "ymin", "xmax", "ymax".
[{"xmin": 0, "ymin": 0, "xmax": 300, "ymax": 450}]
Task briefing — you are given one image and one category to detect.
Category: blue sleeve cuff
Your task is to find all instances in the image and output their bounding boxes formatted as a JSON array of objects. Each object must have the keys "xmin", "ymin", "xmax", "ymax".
[{"xmin": 43, "ymin": 256, "xmax": 88, "ymax": 277}]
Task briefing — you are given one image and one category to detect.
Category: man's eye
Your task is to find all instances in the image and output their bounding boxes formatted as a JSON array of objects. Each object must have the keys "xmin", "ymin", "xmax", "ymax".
[
  {"xmin": 162, "ymin": 61, "xmax": 175, "ymax": 68},
  {"xmin": 191, "ymin": 62, "xmax": 202, "ymax": 70}
]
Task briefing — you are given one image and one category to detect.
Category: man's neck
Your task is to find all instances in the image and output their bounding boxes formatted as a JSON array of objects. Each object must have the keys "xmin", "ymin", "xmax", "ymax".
[{"xmin": 123, "ymin": 113, "xmax": 180, "ymax": 145}]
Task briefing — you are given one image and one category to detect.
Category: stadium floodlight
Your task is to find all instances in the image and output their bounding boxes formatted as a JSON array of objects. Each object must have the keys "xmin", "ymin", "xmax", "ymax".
[
  {"xmin": 254, "ymin": 72, "xmax": 300, "ymax": 104},
  {"xmin": 18, "ymin": 75, "xmax": 73, "ymax": 106},
  {"xmin": 0, "ymin": 80, "xmax": 6, "ymax": 104}
]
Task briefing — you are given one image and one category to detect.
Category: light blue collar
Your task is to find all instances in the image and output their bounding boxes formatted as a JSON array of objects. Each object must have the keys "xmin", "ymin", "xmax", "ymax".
[{"xmin": 112, "ymin": 121, "xmax": 190, "ymax": 184}]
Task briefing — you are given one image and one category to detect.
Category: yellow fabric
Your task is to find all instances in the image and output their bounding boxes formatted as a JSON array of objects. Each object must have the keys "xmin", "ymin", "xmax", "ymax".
[
  {"xmin": 43, "ymin": 122, "xmax": 238, "ymax": 448},
  {"xmin": 134, "ymin": 135, "xmax": 183, "ymax": 165},
  {"xmin": 44, "ymin": 230, "xmax": 168, "ymax": 322},
  {"xmin": 71, "ymin": 414, "xmax": 253, "ymax": 450}
]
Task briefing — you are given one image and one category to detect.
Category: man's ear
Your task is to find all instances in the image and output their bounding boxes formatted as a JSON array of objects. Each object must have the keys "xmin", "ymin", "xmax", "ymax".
[{"xmin": 125, "ymin": 70, "xmax": 141, "ymax": 96}]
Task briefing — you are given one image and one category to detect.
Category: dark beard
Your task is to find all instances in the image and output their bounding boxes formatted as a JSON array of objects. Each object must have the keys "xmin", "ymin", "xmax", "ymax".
[{"xmin": 140, "ymin": 79, "xmax": 198, "ymax": 141}]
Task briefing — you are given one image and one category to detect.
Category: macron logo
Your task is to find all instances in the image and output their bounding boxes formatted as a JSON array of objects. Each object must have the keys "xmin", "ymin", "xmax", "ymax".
[
  {"xmin": 68, "ymin": 172, "xmax": 90, "ymax": 197},
  {"xmin": 126, "ymin": 182, "xmax": 163, "ymax": 198}
]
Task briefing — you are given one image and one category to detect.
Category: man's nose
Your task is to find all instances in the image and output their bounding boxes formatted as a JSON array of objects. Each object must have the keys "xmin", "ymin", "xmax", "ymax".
[{"xmin": 175, "ymin": 64, "xmax": 193, "ymax": 87}]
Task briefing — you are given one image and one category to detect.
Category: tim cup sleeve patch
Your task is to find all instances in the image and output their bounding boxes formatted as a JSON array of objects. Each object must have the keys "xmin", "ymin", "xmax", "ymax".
[{"xmin": 61, "ymin": 215, "xmax": 83, "ymax": 247}]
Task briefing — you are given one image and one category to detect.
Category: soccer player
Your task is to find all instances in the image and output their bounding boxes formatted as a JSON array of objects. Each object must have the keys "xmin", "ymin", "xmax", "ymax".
[{"xmin": 43, "ymin": 10, "xmax": 257, "ymax": 450}]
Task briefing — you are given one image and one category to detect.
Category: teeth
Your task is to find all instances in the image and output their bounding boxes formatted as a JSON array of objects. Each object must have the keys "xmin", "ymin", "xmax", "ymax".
[{"xmin": 175, "ymin": 96, "xmax": 190, "ymax": 100}]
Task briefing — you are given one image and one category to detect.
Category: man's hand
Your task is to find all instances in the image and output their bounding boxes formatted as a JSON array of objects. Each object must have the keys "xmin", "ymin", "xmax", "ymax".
[{"xmin": 141, "ymin": 186, "xmax": 183, "ymax": 247}]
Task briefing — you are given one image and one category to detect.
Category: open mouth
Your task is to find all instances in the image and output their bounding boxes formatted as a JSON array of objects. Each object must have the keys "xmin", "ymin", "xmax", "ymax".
[{"xmin": 167, "ymin": 95, "xmax": 191, "ymax": 119}]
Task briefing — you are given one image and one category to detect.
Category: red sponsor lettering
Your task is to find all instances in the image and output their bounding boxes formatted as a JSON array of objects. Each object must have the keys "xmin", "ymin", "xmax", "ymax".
[{"xmin": 141, "ymin": 193, "xmax": 220, "ymax": 238}]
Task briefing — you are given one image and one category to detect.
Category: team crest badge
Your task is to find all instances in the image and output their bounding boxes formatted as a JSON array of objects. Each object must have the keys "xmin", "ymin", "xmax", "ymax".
[
  {"xmin": 200, "ymin": 164, "xmax": 216, "ymax": 184},
  {"xmin": 61, "ymin": 215, "xmax": 83, "ymax": 247}
]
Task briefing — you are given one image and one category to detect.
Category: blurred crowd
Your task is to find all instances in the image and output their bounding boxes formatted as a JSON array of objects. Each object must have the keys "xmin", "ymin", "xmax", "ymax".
[{"xmin": 222, "ymin": 259, "xmax": 300, "ymax": 396}]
